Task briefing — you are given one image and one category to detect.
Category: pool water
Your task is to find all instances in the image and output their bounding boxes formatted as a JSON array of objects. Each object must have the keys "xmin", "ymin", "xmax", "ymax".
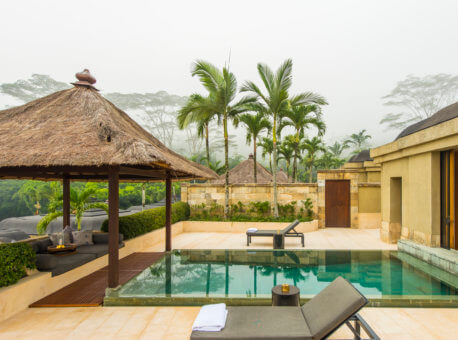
[{"xmin": 113, "ymin": 250, "xmax": 457, "ymax": 307}]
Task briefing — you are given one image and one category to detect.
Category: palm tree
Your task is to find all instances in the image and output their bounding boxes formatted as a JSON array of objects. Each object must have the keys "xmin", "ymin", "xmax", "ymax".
[
  {"xmin": 278, "ymin": 139, "xmax": 295, "ymax": 177},
  {"xmin": 279, "ymin": 104, "xmax": 326, "ymax": 182},
  {"xmin": 345, "ymin": 129, "xmax": 372, "ymax": 155},
  {"xmin": 208, "ymin": 160, "xmax": 225, "ymax": 175},
  {"xmin": 258, "ymin": 137, "xmax": 274, "ymax": 171},
  {"xmin": 241, "ymin": 59, "xmax": 327, "ymax": 216},
  {"xmin": 301, "ymin": 137, "xmax": 326, "ymax": 183},
  {"xmin": 328, "ymin": 141, "xmax": 348, "ymax": 159},
  {"xmin": 177, "ymin": 94, "xmax": 220, "ymax": 167},
  {"xmin": 191, "ymin": 60, "xmax": 255, "ymax": 217},
  {"xmin": 238, "ymin": 111, "xmax": 271, "ymax": 183},
  {"xmin": 37, "ymin": 184, "xmax": 108, "ymax": 234}
]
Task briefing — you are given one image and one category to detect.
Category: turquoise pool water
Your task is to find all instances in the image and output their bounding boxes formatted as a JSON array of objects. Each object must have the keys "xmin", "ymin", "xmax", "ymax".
[{"xmin": 111, "ymin": 250, "xmax": 457, "ymax": 307}]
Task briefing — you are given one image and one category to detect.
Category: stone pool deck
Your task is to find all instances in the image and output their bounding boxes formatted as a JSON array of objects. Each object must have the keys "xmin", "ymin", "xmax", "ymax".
[
  {"xmin": 0, "ymin": 306, "xmax": 456, "ymax": 339},
  {"xmin": 147, "ymin": 228, "xmax": 397, "ymax": 251}
]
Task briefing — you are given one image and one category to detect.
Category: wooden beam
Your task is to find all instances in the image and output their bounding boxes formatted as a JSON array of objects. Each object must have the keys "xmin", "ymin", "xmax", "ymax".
[
  {"xmin": 119, "ymin": 166, "xmax": 166, "ymax": 178},
  {"xmin": 165, "ymin": 172, "xmax": 172, "ymax": 251},
  {"xmin": 63, "ymin": 176, "xmax": 70, "ymax": 228},
  {"xmin": 108, "ymin": 166, "xmax": 120, "ymax": 288}
]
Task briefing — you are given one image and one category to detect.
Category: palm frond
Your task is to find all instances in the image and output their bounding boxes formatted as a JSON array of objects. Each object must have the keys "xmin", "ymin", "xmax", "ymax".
[{"xmin": 37, "ymin": 211, "xmax": 63, "ymax": 235}]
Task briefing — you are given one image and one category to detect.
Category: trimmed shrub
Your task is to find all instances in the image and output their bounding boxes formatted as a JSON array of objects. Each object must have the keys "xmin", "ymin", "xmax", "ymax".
[
  {"xmin": 100, "ymin": 202, "xmax": 190, "ymax": 240},
  {"xmin": 0, "ymin": 242, "xmax": 36, "ymax": 287}
]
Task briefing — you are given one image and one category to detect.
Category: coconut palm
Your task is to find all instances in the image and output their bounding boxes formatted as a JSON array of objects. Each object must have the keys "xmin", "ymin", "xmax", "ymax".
[
  {"xmin": 279, "ymin": 104, "xmax": 326, "ymax": 182},
  {"xmin": 208, "ymin": 160, "xmax": 225, "ymax": 175},
  {"xmin": 238, "ymin": 111, "xmax": 271, "ymax": 183},
  {"xmin": 328, "ymin": 141, "xmax": 349, "ymax": 159},
  {"xmin": 241, "ymin": 59, "xmax": 327, "ymax": 216},
  {"xmin": 177, "ymin": 94, "xmax": 220, "ymax": 167},
  {"xmin": 37, "ymin": 185, "xmax": 108, "ymax": 234},
  {"xmin": 301, "ymin": 137, "xmax": 326, "ymax": 183},
  {"xmin": 258, "ymin": 137, "xmax": 274, "ymax": 171},
  {"xmin": 278, "ymin": 139, "xmax": 295, "ymax": 177},
  {"xmin": 345, "ymin": 129, "xmax": 372, "ymax": 155},
  {"xmin": 190, "ymin": 60, "xmax": 255, "ymax": 217}
]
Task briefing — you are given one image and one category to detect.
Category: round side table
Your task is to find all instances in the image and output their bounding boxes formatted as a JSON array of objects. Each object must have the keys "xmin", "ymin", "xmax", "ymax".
[{"xmin": 271, "ymin": 285, "xmax": 300, "ymax": 306}]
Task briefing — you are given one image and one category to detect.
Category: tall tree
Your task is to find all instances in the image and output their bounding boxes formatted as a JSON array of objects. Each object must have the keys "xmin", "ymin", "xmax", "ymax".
[
  {"xmin": 345, "ymin": 129, "xmax": 371, "ymax": 155},
  {"xmin": 328, "ymin": 141, "xmax": 349, "ymax": 159},
  {"xmin": 258, "ymin": 137, "xmax": 274, "ymax": 171},
  {"xmin": 380, "ymin": 74, "xmax": 458, "ymax": 130},
  {"xmin": 191, "ymin": 60, "xmax": 255, "ymax": 217},
  {"xmin": 279, "ymin": 104, "xmax": 326, "ymax": 182},
  {"xmin": 241, "ymin": 59, "xmax": 327, "ymax": 216},
  {"xmin": 301, "ymin": 137, "xmax": 326, "ymax": 183},
  {"xmin": 238, "ymin": 111, "xmax": 271, "ymax": 183},
  {"xmin": 177, "ymin": 94, "xmax": 220, "ymax": 166},
  {"xmin": 278, "ymin": 140, "xmax": 295, "ymax": 177}
]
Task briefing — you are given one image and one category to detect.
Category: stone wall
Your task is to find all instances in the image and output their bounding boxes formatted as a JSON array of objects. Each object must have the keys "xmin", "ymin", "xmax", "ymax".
[
  {"xmin": 317, "ymin": 161, "xmax": 381, "ymax": 229},
  {"xmin": 181, "ymin": 183, "xmax": 318, "ymax": 214}
]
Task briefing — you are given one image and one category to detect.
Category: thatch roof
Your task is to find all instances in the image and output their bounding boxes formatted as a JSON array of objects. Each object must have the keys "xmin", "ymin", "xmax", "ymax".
[
  {"xmin": 0, "ymin": 81, "xmax": 217, "ymax": 182},
  {"xmin": 395, "ymin": 102, "xmax": 458, "ymax": 140},
  {"xmin": 276, "ymin": 169, "xmax": 290, "ymax": 183},
  {"xmin": 212, "ymin": 155, "xmax": 289, "ymax": 184},
  {"xmin": 348, "ymin": 149, "xmax": 373, "ymax": 163}
]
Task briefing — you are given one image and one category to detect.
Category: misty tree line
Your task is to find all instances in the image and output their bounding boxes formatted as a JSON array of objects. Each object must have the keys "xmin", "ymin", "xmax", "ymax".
[{"xmin": 0, "ymin": 71, "xmax": 456, "ymax": 219}]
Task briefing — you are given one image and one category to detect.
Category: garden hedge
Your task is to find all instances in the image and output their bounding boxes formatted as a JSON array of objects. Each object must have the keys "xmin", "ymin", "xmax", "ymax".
[
  {"xmin": 101, "ymin": 202, "xmax": 190, "ymax": 240},
  {"xmin": 0, "ymin": 242, "xmax": 36, "ymax": 287}
]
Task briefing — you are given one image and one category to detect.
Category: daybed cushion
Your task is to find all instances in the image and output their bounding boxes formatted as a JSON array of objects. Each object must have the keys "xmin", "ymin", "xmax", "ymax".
[
  {"xmin": 35, "ymin": 254, "xmax": 58, "ymax": 270},
  {"xmin": 50, "ymin": 253, "xmax": 97, "ymax": 276},
  {"xmin": 301, "ymin": 277, "xmax": 367, "ymax": 339},
  {"xmin": 191, "ymin": 306, "xmax": 311, "ymax": 340},
  {"xmin": 31, "ymin": 238, "xmax": 53, "ymax": 253},
  {"xmin": 77, "ymin": 243, "xmax": 124, "ymax": 258}
]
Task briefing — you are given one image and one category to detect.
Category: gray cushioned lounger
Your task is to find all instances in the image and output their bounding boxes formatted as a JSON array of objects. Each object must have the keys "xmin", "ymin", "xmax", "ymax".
[
  {"xmin": 191, "ymin": 276, "xmax": 379, "ymax": 340},
  {"xmin": 246, "ymin": 220, "xmax": 304, "ymax": 247}
]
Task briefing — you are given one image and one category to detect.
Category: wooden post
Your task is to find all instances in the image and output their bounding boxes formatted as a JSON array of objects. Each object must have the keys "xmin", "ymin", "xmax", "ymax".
[
  {"xmin": 63, "ymin": 176, "xmax": 70, "ymax": 228},
  {"xmin": 108, "ymin": 166, "xmax": 119, "ymax": 288},
  {"xmin": 165, "ymin": 172, "xmax": 172, "ymax": 251}
]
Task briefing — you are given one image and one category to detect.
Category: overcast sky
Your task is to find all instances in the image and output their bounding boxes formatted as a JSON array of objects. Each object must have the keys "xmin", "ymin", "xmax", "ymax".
[{"xmin": 1, "ymin": 0, "xmax": 457, "ymax": 148}]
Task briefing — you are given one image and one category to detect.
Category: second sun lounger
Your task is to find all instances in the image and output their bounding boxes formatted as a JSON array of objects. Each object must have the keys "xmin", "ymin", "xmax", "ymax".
[
  {"xmin": 190, "ymin": 276, "xmax": 379, "ymax": 340},
  {"xmin": 246, "ymin": 219, "xmax": 304, "ymax": 247}
]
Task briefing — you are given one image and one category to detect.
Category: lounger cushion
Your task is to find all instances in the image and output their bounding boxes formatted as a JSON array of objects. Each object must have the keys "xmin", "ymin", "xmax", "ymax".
[
  {"xmin": 191, "ymin": 306, "xmax": 311, "ymax": 340},
  {"xmin": 301, "ymin": 277, "xmax": 367, "ymax": 339},
  {"xmin": 247, "ymin": 230, "xmax": 277, "ymax": 236}
]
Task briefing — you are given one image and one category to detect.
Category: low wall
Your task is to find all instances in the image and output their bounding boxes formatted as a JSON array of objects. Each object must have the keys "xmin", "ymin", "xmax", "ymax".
[
  {"xmin": 181, "ymin": 183, "xmax": 318, "ymax": 214},
  {"xmin": 0, "ymin": 225, "xmax": 183, "ymax": 323},
  {"xmin": 180, "ymin": 220, "xmax": 318, "ymax": 233}
]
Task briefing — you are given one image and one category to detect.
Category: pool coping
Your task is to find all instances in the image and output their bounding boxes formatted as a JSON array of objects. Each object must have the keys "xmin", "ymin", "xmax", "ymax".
[{"xmin": 104, "ymin": 295, "xmax": 458, "ymax": 308}]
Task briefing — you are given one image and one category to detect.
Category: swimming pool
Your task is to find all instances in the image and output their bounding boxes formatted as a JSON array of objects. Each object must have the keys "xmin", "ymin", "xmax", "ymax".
[{"xmin": 104, "ymin": 249, "xmax": 458, "ymax": 307}]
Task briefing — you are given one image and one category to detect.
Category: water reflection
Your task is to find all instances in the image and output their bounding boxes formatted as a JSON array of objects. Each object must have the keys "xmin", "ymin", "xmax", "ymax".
[{"xmin": 119, "ymin": 250, "xmax": 457, "ymax": 298}]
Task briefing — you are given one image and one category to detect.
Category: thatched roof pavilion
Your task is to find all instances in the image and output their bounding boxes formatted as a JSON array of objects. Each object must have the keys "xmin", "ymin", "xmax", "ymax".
[
  {"xmin": 276, "ymin": 169, "xmax": 290, "ymax": 183},
  {"xmin": 212, "ymin": 154, "xmax": 289, "ymax": 184},
  {"xmin": 0, "ymin": 70, "xmax": 217, "ymax": 288}
]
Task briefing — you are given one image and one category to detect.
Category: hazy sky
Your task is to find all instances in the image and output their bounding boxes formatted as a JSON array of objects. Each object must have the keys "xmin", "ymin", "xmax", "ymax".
[{"xmin": 1, "ymin": 0, "xmax": 457, "ymax": 147}]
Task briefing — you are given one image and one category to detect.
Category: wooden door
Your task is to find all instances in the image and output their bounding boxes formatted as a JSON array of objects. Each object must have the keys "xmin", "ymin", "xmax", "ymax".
[{"xmin": 325, "ymin": 180, "xmax": 350, "ymax": 227}]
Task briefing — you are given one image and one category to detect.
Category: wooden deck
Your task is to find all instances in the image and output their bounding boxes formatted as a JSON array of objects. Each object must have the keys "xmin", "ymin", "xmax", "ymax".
[{"xmin": 30, "ymin": 252, "xmax": 164, "ymax": 307}]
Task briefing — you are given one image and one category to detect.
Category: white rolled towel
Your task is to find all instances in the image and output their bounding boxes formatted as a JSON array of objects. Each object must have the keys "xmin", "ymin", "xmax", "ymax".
[
  {"xmin": 247, "ymin": 228, "xmax": 258, "ymax": 233},
  {"xmin": 192, "ymin": 303, "xmax": 228, "ymax": 332}
]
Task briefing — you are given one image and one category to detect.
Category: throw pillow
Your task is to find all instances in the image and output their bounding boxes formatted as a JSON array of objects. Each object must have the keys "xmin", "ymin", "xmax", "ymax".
[
  {"xmin": 73, "ymin": 230, "xmax": 94, "ymax": 246},
  {"xmin": 63, "ymin": 225, "xmax": 74, "ymax": 243}
]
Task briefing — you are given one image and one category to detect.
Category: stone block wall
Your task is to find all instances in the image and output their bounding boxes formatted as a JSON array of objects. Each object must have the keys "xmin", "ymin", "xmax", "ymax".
[{"xmin": 181, "ymin": 183, "xmax": 318, "ymax": 215}]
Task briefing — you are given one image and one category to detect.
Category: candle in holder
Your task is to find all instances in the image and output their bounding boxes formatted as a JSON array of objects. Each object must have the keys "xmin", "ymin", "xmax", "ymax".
[{"xmin": 281, "ymin": 283, "xmax": 289, "ymax": 292}]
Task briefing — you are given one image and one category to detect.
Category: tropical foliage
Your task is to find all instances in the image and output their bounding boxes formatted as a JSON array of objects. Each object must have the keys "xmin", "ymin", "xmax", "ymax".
[{"xmin": 241, "ymin": 59, "xmax": 327, "ymax": 216}]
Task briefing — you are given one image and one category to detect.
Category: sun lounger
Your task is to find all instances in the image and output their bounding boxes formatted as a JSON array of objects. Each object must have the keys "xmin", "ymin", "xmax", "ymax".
[
  {"xmin": 246, "ymin": 220, "xmax": 304, "ymax": 247},
  {"xmin": 190, "ymin": 276, "xmax": 379, "ymax": 340}
]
